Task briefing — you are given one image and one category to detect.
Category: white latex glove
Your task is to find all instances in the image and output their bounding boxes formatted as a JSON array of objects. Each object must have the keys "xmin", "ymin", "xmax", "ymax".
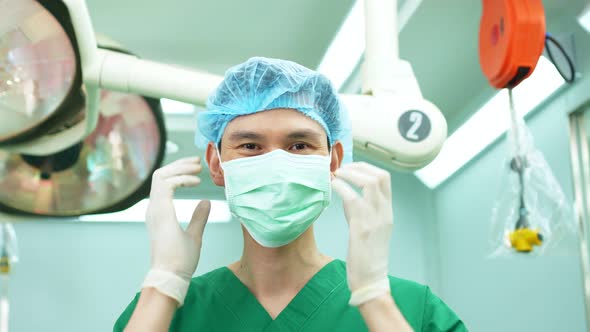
[
  {"xmin": 332, "ymin": 162, "xmax": 393, "ymax": 306},
  {"xmin": 142, "ymin": 157, "xmax": 211, "ymax": 307}
]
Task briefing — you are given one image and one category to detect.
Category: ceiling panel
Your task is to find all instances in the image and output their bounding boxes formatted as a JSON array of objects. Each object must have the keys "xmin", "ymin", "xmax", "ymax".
[{"xmin": 86, "ymin": 0, "xmax": 356, "ymax": 74}]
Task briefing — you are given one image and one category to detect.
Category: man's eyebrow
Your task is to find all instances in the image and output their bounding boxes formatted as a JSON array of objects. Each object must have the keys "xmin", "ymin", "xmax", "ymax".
[
  {"xmin": 228, "ymin": 131, "xmax": 264, "ymax": 141},
  {"xmin": 287, "ymin": 129, "xmax": 324, "ymax": 140}
]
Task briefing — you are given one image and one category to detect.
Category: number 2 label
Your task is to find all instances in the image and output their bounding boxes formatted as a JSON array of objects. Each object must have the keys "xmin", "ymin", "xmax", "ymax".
[
  {"xmin": 398, "ymin": 110, "xmax": 431, "ymax": 142},
  {"xmin": 406, "ymin": 112, "xmax": 423, "ymax": 140}
]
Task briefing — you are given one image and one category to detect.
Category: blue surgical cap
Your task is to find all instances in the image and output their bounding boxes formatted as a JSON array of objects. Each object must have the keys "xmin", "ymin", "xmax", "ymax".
[{"xmin": 195, "ymin": 57, "xmax": 353, "ymax": 163}]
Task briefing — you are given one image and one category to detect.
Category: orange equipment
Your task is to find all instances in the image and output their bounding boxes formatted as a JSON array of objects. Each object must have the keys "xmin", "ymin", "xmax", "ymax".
[{"xmin": 479, "ymin": 0, "xmax": 546, "ymax": 89}]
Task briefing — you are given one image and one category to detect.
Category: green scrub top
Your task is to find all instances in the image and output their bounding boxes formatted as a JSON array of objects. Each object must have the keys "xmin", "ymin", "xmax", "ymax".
[{"xmin": 114, "ymin": 260, "xmax": 467, "ymax": 331}]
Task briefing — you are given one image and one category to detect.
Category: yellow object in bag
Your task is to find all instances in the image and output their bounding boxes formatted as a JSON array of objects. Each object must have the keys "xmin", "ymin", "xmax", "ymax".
[{"xmin": 509, "ymin": 228, "xmax": 543, "ymax": 253}]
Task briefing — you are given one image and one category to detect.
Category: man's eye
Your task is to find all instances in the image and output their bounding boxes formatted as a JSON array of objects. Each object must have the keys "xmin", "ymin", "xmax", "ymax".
[
  {"xmin": 241, "ymin": 143, "xmax": 258, "ymax": 150},
  {"xmin": 291, "ymin": 143, "xmax": 308, "ymax": 151}
]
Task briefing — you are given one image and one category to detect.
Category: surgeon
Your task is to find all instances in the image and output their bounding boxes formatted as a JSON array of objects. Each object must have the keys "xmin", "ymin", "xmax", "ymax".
[{"xmin": 114, "ymin": 57, "xmax": 467, "ymax": 331}]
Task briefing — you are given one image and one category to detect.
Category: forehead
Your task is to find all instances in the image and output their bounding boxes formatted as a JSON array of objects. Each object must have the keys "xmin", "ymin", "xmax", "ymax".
[{"xmin": 223, "ymin": 108, "xmax": 327, "ymax": 138}]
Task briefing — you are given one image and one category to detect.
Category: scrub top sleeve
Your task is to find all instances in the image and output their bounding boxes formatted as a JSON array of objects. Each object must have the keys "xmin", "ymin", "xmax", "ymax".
[
  {"xmin": 421, "ymin": 287, "xmax": 469, "ymax": 332},
  {"xmin": 113, "ymin": 293, "xmax": 140, "ymax": 332}
]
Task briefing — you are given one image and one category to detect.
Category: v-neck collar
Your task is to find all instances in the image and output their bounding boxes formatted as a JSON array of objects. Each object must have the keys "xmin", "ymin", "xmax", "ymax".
[{"xmin": 212, "ymin": 259, "xmax": 347, "ymax": 331}]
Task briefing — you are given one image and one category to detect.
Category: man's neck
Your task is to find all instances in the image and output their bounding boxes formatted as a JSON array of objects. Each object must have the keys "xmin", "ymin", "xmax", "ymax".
[{"xmin": 228, "ymin": 226, "xmax": 332, "ymax": 298}]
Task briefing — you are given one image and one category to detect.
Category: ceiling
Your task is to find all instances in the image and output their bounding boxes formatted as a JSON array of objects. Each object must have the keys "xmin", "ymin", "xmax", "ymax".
[
  {"xmin": 86, "ymin": 0, "xmax": 356, "ymax": 74},
  {"xmin": 82, "ymin": 0, "xmax": 589, "ymax": 199}
]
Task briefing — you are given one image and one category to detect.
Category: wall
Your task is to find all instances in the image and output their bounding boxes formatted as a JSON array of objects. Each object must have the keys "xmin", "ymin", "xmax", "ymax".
[{"xmin": 431, "ymin": 20, "xmax": 590, "ymax": 332}]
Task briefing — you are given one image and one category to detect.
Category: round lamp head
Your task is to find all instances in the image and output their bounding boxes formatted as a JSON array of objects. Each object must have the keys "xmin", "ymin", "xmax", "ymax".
[
  {"xmin": 0, "ymin": 90, "xmax": 166, "ymax": 216},
  {"xmin": 0, "ymin": 0, "xmax": 80, "ymax": 144}
]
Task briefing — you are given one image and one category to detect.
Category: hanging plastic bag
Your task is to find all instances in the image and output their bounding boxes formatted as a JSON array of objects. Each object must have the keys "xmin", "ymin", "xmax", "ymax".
[
  {"xmin": 0, "ymin": 223, "xmax": 17, "ymax": 332},
  {"xmin": 489, "ymin": 93, "xmax": 577, "ymax": 257},
  {"xmin": 0, "ymin": 223, "xmax": 18, "ymax": 273}
]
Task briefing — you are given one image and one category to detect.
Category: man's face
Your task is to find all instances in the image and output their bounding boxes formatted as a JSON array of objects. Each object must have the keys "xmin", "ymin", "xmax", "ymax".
[{"xmin": 206, "ymin": 108, "xmax": 343, "ymax": 186}]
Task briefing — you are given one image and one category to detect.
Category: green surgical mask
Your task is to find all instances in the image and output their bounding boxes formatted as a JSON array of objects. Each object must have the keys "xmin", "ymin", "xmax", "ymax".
[{"xmin": 220, "ymin": 149, "xmax": 332, "ymax": 248}]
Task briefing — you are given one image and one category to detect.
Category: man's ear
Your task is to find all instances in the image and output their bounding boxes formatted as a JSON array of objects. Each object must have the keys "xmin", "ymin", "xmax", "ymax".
[
  {"xmin": 330, "ymin": 141, "xmax": 344, "ymax": 172},
  {"xmin": 205, "ymin": 142, "xmax": 225, "ymax": 186}
]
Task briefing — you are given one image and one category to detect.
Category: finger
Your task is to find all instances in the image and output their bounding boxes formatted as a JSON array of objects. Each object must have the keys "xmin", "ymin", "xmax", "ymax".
[
  {"xmin": 344, "ymin": 162, "xmax": 391, "ymax": 198},
  {"xmin": 156, "ymin": 156, "xmax": 201, "ymax": 173},
  {"xmin": 334, "ymin": 166, "xmax": 375, "ymax": 188},
  {"xmin": 331, "ymin": 177, "xmax": 360, "ymax": 201},
  {"xmin": 334, "ymin": 167, "xmax": 380, "ymax": 203},
  {"xmin": 171, "ymin": 156, "xmax": 201, "ymax": 165},
  {"xmin": 145, "ymin": 198, "xmax": 180, "ymax": 230},
  {"xmin": 186, "ymin": 200, "xmax": 211, "ymax": 243},
  {"xmin": 165, "ymin": 175, "xmax": 201, "ymax": 191},
  {"xmin": 331, "ymin": 178, "xmax": 361, "ymax": 226},
  {"xmin": 157, "ymin": 163, "xmax": 203, "ymax": 179},
  {"xmin": 345, "ymin": 161, "xmax": 386, "ymax": 174}
]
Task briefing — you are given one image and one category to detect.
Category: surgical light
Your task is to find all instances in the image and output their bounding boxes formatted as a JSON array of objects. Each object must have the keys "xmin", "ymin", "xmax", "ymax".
[
  {"xmin": 0, "ymin": 0, "xmax": 79, "ymax": 146},
  {"xmin": 1, "ymin": 0, "xmax": 222, "ymax": 156},
  {"xmin": 0, "ymin": 88, "xmax": 167, "ymax": 216}
]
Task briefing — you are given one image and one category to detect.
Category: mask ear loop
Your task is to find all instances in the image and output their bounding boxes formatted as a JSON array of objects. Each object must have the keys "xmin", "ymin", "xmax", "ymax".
[
  {"xmin": 328, "ymin": 145, "xmax": 336, "ymax": 180},
  {"xmin": 216, "ymin": 146, "xmax": 224, "ymax": 170}
]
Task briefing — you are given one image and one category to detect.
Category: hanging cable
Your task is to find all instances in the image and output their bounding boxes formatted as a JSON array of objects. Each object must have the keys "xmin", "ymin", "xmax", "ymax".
[{"xmin": 545, "ymin": 33, "xmax": 576, "ymax": 84}]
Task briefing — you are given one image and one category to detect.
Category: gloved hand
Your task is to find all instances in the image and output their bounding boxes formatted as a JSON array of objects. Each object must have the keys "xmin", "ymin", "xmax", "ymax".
[
  {"xmin": 332, "ymin": 162, "xmax": 393, "ymax": 306},
  {"xmin": 142, "ymin": 157, "xmax": 210, "ymax": 307}
]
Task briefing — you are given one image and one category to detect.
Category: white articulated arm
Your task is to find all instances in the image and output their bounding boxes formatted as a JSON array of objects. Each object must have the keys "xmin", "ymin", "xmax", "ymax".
[
  {"xmin": 340, "ymin": 93, "xmax": 447, "ymax": 170},
  {"xmin": 98, "ymin": 50, "xmax": 223, "ymax": 105},
  {"xmin": 344, "ymin": 0, "xmax": 447, "ymax": 169}
]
